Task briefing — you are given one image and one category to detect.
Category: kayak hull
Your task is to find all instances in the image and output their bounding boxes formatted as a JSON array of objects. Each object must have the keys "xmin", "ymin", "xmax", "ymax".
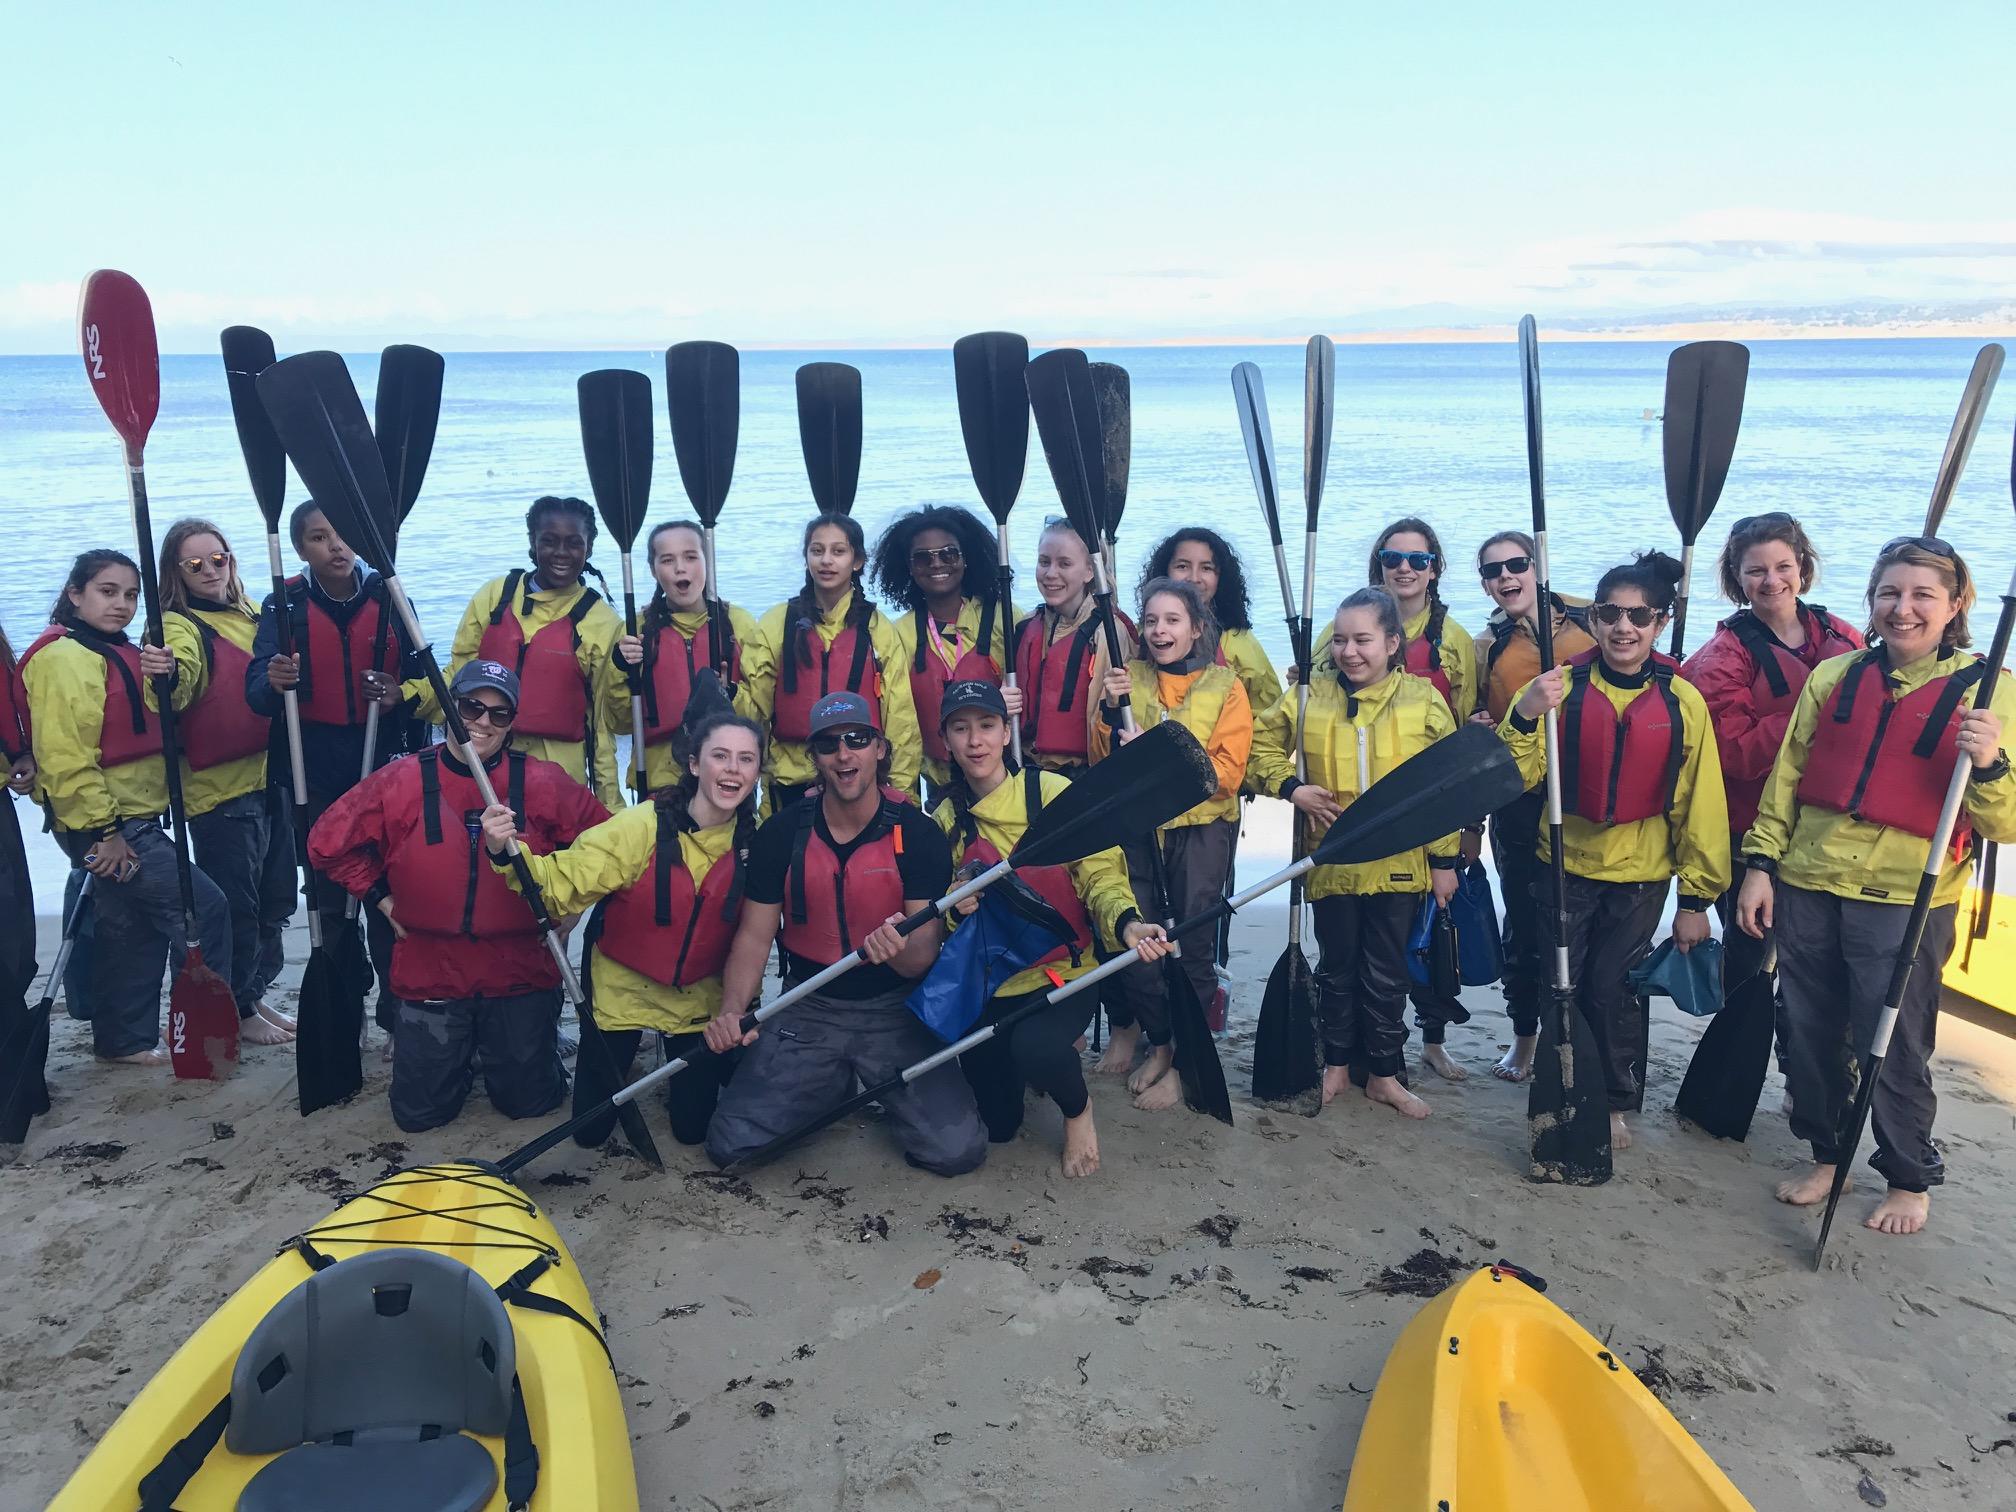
[
  {"xmin": 1341, "ymin": 1266, "xmax": 1754, "ymax": 1512},
  {"xmin": 50, "ymin": 1161, "xmax": 638, "ymax": 1511},
  {"xmin": 1943, "ymin": 882, "xmax": 2016, "ymax": 1017}
]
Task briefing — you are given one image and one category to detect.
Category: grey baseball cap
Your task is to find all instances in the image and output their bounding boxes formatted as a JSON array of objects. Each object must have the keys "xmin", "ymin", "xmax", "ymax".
[
  {"xmin": 449, "ymin": 658, "xmax": 520, "ymax": 708},
  {"xmin": 807, "ymin": 690, "xmax": 876, "ymax": 736}
]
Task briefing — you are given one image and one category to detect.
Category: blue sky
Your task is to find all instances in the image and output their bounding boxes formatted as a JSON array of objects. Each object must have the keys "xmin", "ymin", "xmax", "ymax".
[{"xmin": 5, "ymin": 1, "xmax": 2012, "ymax": 350}]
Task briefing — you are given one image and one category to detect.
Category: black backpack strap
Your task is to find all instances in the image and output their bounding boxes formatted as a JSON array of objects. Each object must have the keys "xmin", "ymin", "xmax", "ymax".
[
  {"xmin": 1483, "ymin": 619, "xmax": 1511, "ymax": 679},
  {"xmin": 564, "ymin": 587, "xmax": 600, "ymax": 639},
  {"xmin": 652, "ymin": 802, "xmax": 679, "ymax": 925},
  {"xmin": 1831, "ymin": 650, "xmax": 1881, "ymax": 724},
  {"xmin": 1025, "ymin": 759, "xmax": 1044, "ymax": 821},
  {"xmin": 491, "ymin": 569, "xmax": 526, "ymax": 627},
  {"xmin": 507, "ymin": 750, "xmax": 528, "ymax": 827},
  {"xmin": 1558, "ymin": 661, "xmax": 1592, "ymax": 810},
  {"xmin": 846, "ymin": 615, "xmax": 874, "ymax": 694},
  {"xmin": 1914, "ymin": 658, "xmax": 1987, "ymax": 758},
  {"xmin": 136, "ymin": 1392, "xmax": 232, "ymax": 1511},
  {"xmin": 90, "ymin": 636, "xmax": 152, "ymax": 736},
  {"xmin": 504, "ymin": 1376, "xmax": 539, "ymax": 1510},
  {"xmin": 420, "ymin": 749, "xmax": 444, "ymax": 845},
  {"xmin": 1059, "ymin": 620, "xmax": 1096, "ymax": 712},
  {"xmin": 911, "ymin": 605, "xmax": 928, "ymax": 675},
  {"xmin": 1727, "ymin": 611, "xmax": 1792, "ymax": 699},
  {"xmin": 786, "ymin": 802, "xmax": 816, "ymax": 926},
  {"xmin": 977, "ymin": 594, "xmax": 999, "ymax": 667},
  {"xmin": 494, "ymin": 1253, "xmax": 613, "ymax": 1365},
  {"xmin": 1651, "ymin": 663, "xmax": 1687, "ymax": 808}
]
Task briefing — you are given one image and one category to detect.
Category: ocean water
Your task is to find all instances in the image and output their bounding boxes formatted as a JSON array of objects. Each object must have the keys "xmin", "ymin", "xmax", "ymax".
[{"xmin": 3, "ymin": 338, "xmax": 2012, "ymax": 905}]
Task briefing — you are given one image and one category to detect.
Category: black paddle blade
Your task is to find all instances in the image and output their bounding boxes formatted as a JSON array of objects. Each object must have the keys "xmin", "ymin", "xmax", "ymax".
[
  {"xmin": 1088, "ymin": 361, "xmax": 1131, "ymax": 540},
  {"xmin": 1662, "ymin": 340, "xmax": 1749, "ymax": 543},
  {"xmin": 1673, "ymin": 972, "xmax": 1773, "ymax": 1141},
  {"xmin": 953, "ymin": 332, "xmax": 1030, "ymax": 524},
  {"xmin": 257, "ymin": 352, "xmax": 398, "ymax": 573},
  {"xmin": 1166, "ymin": 955, "xmax": 1234, "ymax": 1125},
  {"xmin": 1024, "ymin": 348, "xmax": 1105, "ymax": 552},
  {"xmin": 1303, "ymin": 336, "xmax": 1335, "ymax": 531},
  {"xmin": 665, "ymin": 340, "xmax": 740, "ymax": 525},
  {"xmin": 1924, "ymin": 343, "xmax": 2004, "ymax": 535},
  {"xmin": 1250, "ymin": 941, "xmax": 1322, "ymax": 1104},
  {"xmin": 578, "ymin": 368, "xmax": 654, "ymax": 551},
  {"xmin": 220, "ymin": 326, "xmax": 287, "ymax": 531},
  {"xmin": 1231, "ymin": 361, "xmax": 1286, "ymax": 544},
  {"xmin": 797, "ymin": 361, "xmax": 863, "ymax": 515},
  {"xmin": 1519, "ymin": 315, "xmax": 1548, "ymax": 533},
  {"xmin": 1009, "ymin": 721, "xmax": 1215, "ymax": 870},
  {"xmin": 0, "ymin": 992, "xmax": 53, "ymax": 1145},
  {"xmin": 1527, "ymin": 984, "xmax": 1611, "ymax": 1185},
  {"xmin": 1309, "ymin": 726, "xmax": 1524, "ymax": 868},
  {"xmin": 296, "ymin": 937, "xmax": 366, "ymax": 1117},
  {"xmin": 375, "ymin": 344, "xmax": 445, "ymax": 536}
]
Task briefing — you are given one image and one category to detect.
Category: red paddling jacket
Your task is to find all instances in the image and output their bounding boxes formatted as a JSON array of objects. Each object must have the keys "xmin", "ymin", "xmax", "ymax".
[{"xmin": 309, "ymin": 745, "xmax": 608, "ymax": 1001}]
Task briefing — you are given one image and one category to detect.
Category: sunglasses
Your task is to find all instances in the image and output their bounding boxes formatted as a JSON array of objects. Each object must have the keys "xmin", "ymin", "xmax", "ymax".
[
  {"xmin": 1378, "ymin": 549, "xmax": 1435, "ymax": 572},
  {"xmin": 1882, "ymin": 534, "xmax": 1957, "ymax": 560},
  {"xmin": 910, "ymin": 544, "xmax": 963, "ymax": 567},
  {"xmin": 454, "ymin": 697, "xmax": 516, "ymax": 728},
  {"xmin": 1479, "ymin": 555, "xmax": 1532, "ymax": 581},
  {"xmin": 179, "ymin": 552, "xmax": 231, "ymax": 572},
  {"xmin": 1730, "ymin": 511, "xmax": 1795, "ymax": 532},
  {"xmin": 1592, "ymin": 603, "xmax": 1660, "ymax": 628},
  {"xmin": 808, "ymin": 728, "xmax": 878, "ymax": 755}
]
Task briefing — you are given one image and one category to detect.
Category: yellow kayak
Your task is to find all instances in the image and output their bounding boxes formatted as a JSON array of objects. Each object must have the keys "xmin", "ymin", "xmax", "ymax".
[
  {"xmin": 51, "ymin": 1161, "xmax": 638, "ymax": 1511},
  {"xmin": 1944, "ymin": 881, "xmax": 2016, "ymax": 1017},
  {"xmin": 1342, "ymin": 1266, "xmax": 1755, "ymax": 1512}
]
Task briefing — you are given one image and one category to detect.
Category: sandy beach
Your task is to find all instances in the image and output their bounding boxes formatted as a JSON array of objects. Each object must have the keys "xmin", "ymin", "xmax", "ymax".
[{"xmin": 5, "ymin": 817, "xmax": 2016, "ymax": 1511}]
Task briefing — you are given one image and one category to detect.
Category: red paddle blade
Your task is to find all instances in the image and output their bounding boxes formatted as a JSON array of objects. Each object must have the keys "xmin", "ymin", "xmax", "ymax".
[
  {"xmin": 168, "ymin": 948, "xmax": 240, "ymax": 1082},
  {"xmin": 78, "ymin": 270, "xmax": 161, "ymax": 461}
]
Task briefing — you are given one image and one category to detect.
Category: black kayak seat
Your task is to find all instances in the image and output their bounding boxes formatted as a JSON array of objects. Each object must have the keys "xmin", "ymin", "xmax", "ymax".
[{"xmin": 227, "ymin": 1247, "xmax": 512, "ymax": 1512}]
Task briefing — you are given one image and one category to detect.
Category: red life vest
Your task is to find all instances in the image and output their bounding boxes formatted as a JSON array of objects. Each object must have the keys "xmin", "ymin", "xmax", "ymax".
[
  {"xmin": 640, "ymin": 611, "xmax": 742, "ymax": 745},
  {"xmin": 384, "ymin": 749, "xmax": 537, "ymax": 939},
  {"xmin": 911, "ymin": 604, "xmax": 1002, "ymax": 764},
  {"xmin": 1404, "ymin": 603, "xmax": 1454, "ymax": 710},
  {"xmin": 778, "ymin": 798, "xmax": 910, "ymax": 966},
  {"xmin": 20, "ymin": 626, "xmax": 162, "ymax": 769},
  {"xmin": 772, "ymin": 611, "xmax": 883, "ymax": 743},
  {"xmin": 1014, "ymin": 612, "xmax": 1101, "ymax": 760},
  {"xmin": 292, "ymin": 578, "xmax": 402, "ymax": 728},
  {"xmin": 1724, "ymin": 604, "xmax": 1859, "ymax": 720},
  {"xmin": 1795, "ymin": 650, "xmax": 1983, "ymax": 855},
  {"xmin": 953, "ymin": 765, "xmax": 1093, "ymax": 968},
  {"xmin": 476, "ymin": 570, "xmax": 600, "ymax": 741},
  {"xmin": 174, "ymin": 611, "xmax": 270, "ymax": 771},
  {"xmin": 1558, "ymin": 649, "xmax": 1685, "ymax": 824},
  {"xmin": 595, "ymin": 806, "xmax": 749, "ymax": 987}
]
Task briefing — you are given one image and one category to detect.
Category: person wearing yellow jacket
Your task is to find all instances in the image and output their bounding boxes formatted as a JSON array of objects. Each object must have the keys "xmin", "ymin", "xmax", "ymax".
[
  {"xmin": 437, "ymin": 496, "xmax": 626, "ymax": 810},
  {"xmin": 1140, "ymin": 528, "xmax": 1284, "ymax": 714},
  {"xmin": 1251, "ymin": 587, "xmax": 1461, "ymax": 1118},
  {"xmin": 1092, "ymin": 577, "xmax": 1252, "ymax": 1109},
  {"xmin": 1367, "ymin": 518, "xmax": 1478, "ymax": 724},
  {"xmin": 155, "ymin": 519, "xmax": 297, "ymax": 1045},
  {"xmin": 485, "ymin": 706, "xmax": 765, "ymax": 1147},
  {"xmin": 1736, "ymin": 537, "xmax": 2016, "ymax": 1239},
  {"xmin": 608, "ymin": 520, "xmax": 763, "ymax": 797},
  {"xmin": 1501, "ymin": 550, "xmax": 1731, "ymax": 1151},
  {"xmin": 21, "ymin": 550, "xmax": 231, "ymax": 1066},
  {"xmin": 745, "ymin": 512, "xmax": 921, "ymax": 812},
  {"xmin": 934, "ymin": 681, "xmax": 1170, "ymax": 1177}
]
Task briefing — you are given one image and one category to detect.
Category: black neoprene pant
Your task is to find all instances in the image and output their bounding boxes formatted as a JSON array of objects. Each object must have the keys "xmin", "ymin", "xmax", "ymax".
[{"xmin": 960, "ymin": 986, "xmax": 1098, "ymax": 1141}]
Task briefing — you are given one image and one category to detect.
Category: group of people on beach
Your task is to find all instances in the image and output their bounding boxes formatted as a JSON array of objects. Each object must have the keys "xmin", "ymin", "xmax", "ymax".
[{"xmin": 3, "ymin": 487, "xmax": 2008, "ymax": 1240}]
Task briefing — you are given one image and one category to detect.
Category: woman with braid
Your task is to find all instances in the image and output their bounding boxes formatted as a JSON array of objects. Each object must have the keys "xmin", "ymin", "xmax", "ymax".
[
  {"xmin": 442, "ymin": 496, "xmax": 627, "ymax": 809},
  {"xmin": 746, "ymin": 512, "xmax": 921, "ymax": 814}
]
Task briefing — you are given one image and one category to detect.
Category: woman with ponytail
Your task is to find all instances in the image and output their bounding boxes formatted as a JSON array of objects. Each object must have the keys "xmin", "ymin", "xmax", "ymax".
[
  {"xmin": 1501, "ymin": 550, "xmax": 1731, "ymax": 1150},
  {"xmin": 746, "ymin": 512, "xmax": 920, "ymax": 813},
  {"xmin": 1006, "ymin": 517, "xmax": 1132, "ymax": 781},
  {"xmin": 610, "ymin": 520, "xmax": 763, "ymax": 796},
  {"xmin": 445, "ymin": 495, "xmax": 626, "ymax": 809},
  {"xmin": 157, "ymin": 518, "xmax": 296, "ymax": 1044},
  {"xmin": 483, "ymin": 707, "xmax": 767, "ymax": 1146}
]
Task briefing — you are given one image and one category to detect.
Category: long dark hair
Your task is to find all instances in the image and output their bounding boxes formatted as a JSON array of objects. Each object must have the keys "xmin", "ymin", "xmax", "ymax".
[
  {"xmin": 665, "ymin": 709, "xmax": 767, "ymax": 914},
  {"xmin": 1139, "ymin": 527, "xmax": 1254, "ymax": 631},
  {"xmin": 160, "ymin": 516, "xmax": 259, "ymax": 617},
  {"xmin": 869, "ymin": 505, "xmax": 997, "ymax": 613},
  {"xmin": 781, "ymin": 512, "xmax": 871, "ymax": 695},
  {"xmin": 525, "ymin": 495, "xmax": 610, "ymax": 594},
  {"xmin": 641, "ymin": 520, "xmax": 710, "ymax": 627},
  {"xmin": 49, "ymin": 550, "xmax": 140, "ymax": 632},
  {"xmin": 1595, "ymin": 549, "xmax": 1684, "ymax": 613}
]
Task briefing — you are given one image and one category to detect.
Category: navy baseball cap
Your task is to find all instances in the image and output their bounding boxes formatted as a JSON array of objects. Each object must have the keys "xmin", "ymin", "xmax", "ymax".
[
  {"xmin": 937, "ymin": 679, "xmax": 1008, "ymax": 728},
  {"xmin": 807, "ymin": 690, "xmax": 876, "ymax": 736},
  {"xmin": 450, "ymin": 659, "xmax": 521, "ymax": 708}
]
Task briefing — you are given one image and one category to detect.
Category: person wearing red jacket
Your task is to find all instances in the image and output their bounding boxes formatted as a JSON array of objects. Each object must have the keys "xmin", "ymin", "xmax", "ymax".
[
  {"xmin": 1680, "ymin": 512, "xmax": 1861, "ymax": 1104},
  {"xmin": 309, "ymin": 659, "xmax": 608, "ymax": 1132}
]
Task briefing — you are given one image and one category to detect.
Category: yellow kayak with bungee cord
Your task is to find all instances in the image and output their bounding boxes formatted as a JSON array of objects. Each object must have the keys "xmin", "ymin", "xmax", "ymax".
[
  {"xmin": 1944, "ymin": 877, "xmax": 2016, "ymax": 1017},
  {"xmin": 51, "ymin": 1162, "xmax": 638, "ymax": 1512},
  {"xmin": 1342, "ymin": 1265, "xmax": 1755, "ymax": 1511}
]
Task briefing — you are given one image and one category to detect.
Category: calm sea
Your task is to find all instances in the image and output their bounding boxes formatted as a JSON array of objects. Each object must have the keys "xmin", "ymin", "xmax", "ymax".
[{"xmin": 3, "ymin": 339, "xmax": 2012, "ymax": 905}]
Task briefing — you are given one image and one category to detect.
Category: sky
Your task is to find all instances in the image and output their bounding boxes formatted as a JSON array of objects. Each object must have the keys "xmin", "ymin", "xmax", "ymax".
[{"xmin": 5, "ymin": 1, "xmax": 2014, "ymax": 351}]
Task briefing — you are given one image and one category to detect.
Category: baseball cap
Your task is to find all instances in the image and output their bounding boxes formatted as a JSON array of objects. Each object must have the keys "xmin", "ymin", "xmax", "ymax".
[
  {"xmin": 937, "ymin": 679, "xmax": 1008, "ymax": 728},
  {"xmin": 807, "ymin": 690, "xmax": 876, "ymax": 737},
  {"xmin": 450, "ymin": 659, "xmax": 521, "ymax": 708}
]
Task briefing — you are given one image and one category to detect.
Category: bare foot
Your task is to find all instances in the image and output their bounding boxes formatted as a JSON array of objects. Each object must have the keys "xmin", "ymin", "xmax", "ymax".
[
  {"xmin": 1865, "ymin": 1188, "xmax": 1929, "ymax": 1235},
  {"xmin": 255, "ymin": 1000, "xmax": 297, "ymax": 1033},
  {"xmin": 1072, "ymin": 1034, "xmax": 1087, "ymax": 1054},
  {"xmin": 242, "ymin": 1014, "xmax": 293, "ymax": 1046},
  {"xmin": 1128, "ymin": 1043, "xmax": 1174, "ymax": 1096},
  {"xmin": 1775, "ymin": 1163, "xmax": 1841, "ymax": 1206},
  {"xmin": 1365, "ymin": 1074, "xmax": 1431, "ymax": 1119},
  {"xmin": 102, "ymin": 1042, "xmax": 169, "ymax": 1067},
  {"xmin": 1132, "ymin": 1071, "xmax": 1182, "ymax": 1111},
  {"xmin": 1609, "ymin": 1111, "xmax": 1633, "ymax": 1150},
  {"xmin": 1060, "ymin": 1109, "xmax": 1100, "ymax": 1177},
  {"xmin": 1492, "ymin": 1034, "xmax": 1538, "ymax": 1082},
  {"xmin": 1094, "ymin": 1021, "xmax": 1142, "ymax": 1076},
  {"xmin": 1422, "ymin": 1044, "xmax": 1468, "ymax": 1082},
  {"xmin": 1321, "ymin": 1065, "xmax": 1351, "ymax": 1106}
]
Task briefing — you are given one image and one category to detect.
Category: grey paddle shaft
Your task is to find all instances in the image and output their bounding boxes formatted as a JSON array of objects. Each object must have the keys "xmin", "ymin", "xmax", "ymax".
[
  {"xmin": 349, "ymin": 706, "xmax": 379, "ymax": 923},
  {"xmin": 378, "ymin": 573, "xmax": 586, "ymax": 1005},
  {"xmin": 39, "ymin": 873, "xmax": 93, "ymax": 994},
  {"xmin": 266, "ymin": 533, "xmax": 321, "ymax": 947},
  {"xmin": 620, "ymin": 552, "xmax": 647, "ymax": 791},
  {"xmin": 999, "ymin": 528, "xmax": 1022, "ymax": 763}
]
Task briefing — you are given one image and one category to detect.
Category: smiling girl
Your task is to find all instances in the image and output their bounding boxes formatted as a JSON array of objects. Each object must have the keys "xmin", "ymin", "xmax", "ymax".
[
  {"xmin": 1140, "ymin": 528, "xmax": 1281, "ymax": 714},
  {"xmin": 1502, "ymin": 550, "xmax": 1730, "ymax": 1150},
  {"xmin": 1369, "ymin": 518, "xmax": 1477, "ymax": 721},
  {"xmin": 1008, "ymin": 518, "xmax": 1131, "ymax": 779},
  {"xmin": 1737, "ymin": 537, "xmax": 2016, "ymax": 1238}
]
